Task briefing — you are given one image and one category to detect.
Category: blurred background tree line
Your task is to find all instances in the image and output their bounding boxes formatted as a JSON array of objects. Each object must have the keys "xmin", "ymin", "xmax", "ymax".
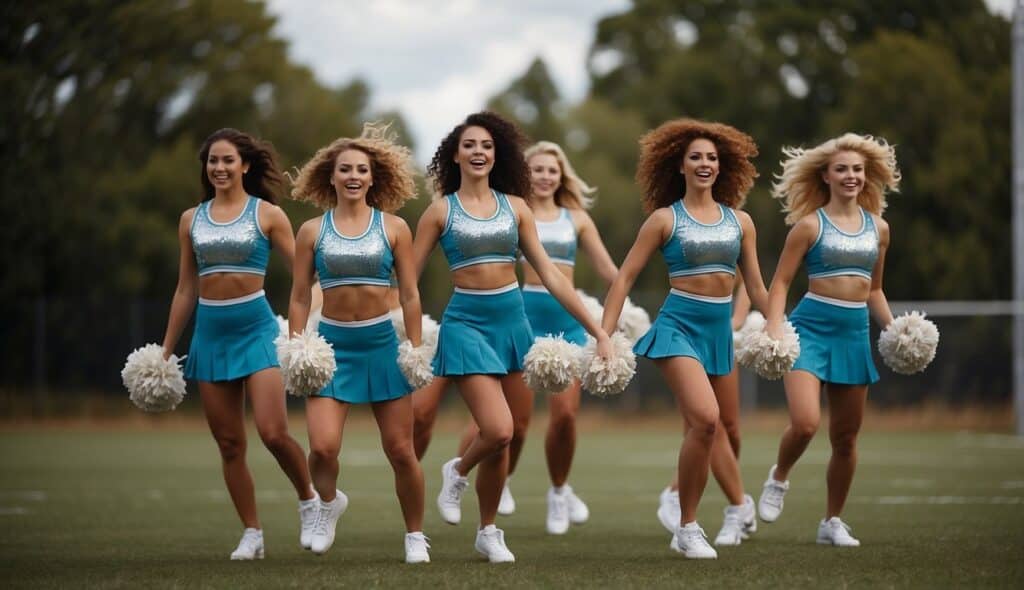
[{"xmin": 0, "ymin": 0, "xmax": 1012, "ymax": 405}]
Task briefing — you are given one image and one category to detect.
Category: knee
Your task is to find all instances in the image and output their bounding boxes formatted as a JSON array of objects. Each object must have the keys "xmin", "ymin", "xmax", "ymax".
[
  {"xmin": 791, "ymin": 418, "xmax": 819, "ymax": 442},
  {"xmin": 213, "ymin": 435, "xmax": 246, "ymax": 462},
  {"xmin": 722, "ymin": 420, "xmax": 741, "ymax": 448},
  {"xmin": 548, "ymin": 412, "xmax": 575, "ymax": 436},
  {"xmin": 481, "ymin": 423, "xmax": 513, "ymax": 451},
  {"xmin": 258, "ymin": 428, "xmax": 291, "ymax": 453},
  {"xmin": 413, "ymin": 408, "xmax": 436, "ymax": 435},
  {"xmin": 308, "ymin": 443, "xmax": 339, "ymax": 465},
  {"xmin": 691, "ymin": 411, "xmax": 719, "ymax": 442},
  {"xmin": 511, "ymin": 417, "xmax": 530, "ymax": 442},
  {"xmin": 830, "ymin": 430, "xmax": 859, "ymax": 458},
  {"xmin": 383, "ymin": 439, "xmax": 418, "ymax": 470}
]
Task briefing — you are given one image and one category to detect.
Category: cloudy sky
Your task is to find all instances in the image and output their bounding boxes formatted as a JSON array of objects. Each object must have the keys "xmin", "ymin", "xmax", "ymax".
[{"xmin": 265, "ymin": 0, "xmax": 1014, "ymax": 162}]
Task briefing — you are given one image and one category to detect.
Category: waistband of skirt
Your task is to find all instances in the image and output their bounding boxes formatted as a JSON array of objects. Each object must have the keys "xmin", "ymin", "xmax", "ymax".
[
  {"xmin": 804, "ymin": 292, "xmax": 867, "ymax": 309},
  {"xmin": 319, "ymin": 312, "xmax": 392, "ymax": 328},
  {"xmin": 521, "ymin": 284, "xmax": 549, "ymax": 294},
  {"xmin": 669, "ymin": 288, "xmax": 733, "ymax": 304},
  {"xmin": 453, "ymin": 282, "xmax": 519, "ymax": 296},
  {"xmin": 198, "ymin": 289, "xmax": 265, "ymax": 307}
]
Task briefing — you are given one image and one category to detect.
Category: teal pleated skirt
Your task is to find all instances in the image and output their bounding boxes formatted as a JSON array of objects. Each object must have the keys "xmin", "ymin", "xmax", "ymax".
[
  {"xmin": 522, "ymin": 286, "xmax": 587, "ymax": 346},
  {"xmin": 433, "ymin": 285, "xmax": 534, "ymax": 376},
  {"xmin": 185, "ymin": 292, "xmax": 279, "ymax": 382},
  {"xmin": 314, "ymin": 315, "xmax": 412, "ymax": 404},
  {"xmin": 789, "ymin": 294, "xmax": 879, "ymax": 385},
  {"xmin": 633, "ymin": 289, "xmax": 733, "ymax": 376}
]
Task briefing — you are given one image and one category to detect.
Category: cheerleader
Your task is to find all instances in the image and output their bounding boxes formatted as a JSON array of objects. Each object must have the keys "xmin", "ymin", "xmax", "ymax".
[
  {"xmin": 412, "ymin": 112, "xmax": 611, "ymax": 562},
  {"xmin": 602, "ymin": 119, "xmax": 768, "ymax": 559},
  {"xmin": 758, "ymin": 134, "xmax": 900, "ymax": 547},
  {"xmin": 159, "ymin": 129, "xmax": 315, "ymax": 560},
  {"xmin": 286, "ymin": 124, "xmax": 430, "ymax": 563},
  {"xmin": 456, "ymin": 141, "xmax": 618, "ymax": 533}
]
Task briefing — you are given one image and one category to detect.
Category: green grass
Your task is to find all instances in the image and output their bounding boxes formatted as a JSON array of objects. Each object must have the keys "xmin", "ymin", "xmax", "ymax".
[{"xmin": 2, "ymin": 419, "xmax": 1023, "ymax": 589}]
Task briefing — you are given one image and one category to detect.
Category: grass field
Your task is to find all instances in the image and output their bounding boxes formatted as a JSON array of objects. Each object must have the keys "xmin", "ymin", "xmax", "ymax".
[{"xmin": 2, "ymin": 417, "xmax": 1023, "ymax": 589}]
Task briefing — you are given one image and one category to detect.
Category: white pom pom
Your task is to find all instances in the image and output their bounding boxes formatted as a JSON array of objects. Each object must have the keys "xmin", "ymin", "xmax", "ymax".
[
  {"xmin": 391, "ymin": 310, "xmax": 440, "ymax": 355},
  {"xmin": 618, "ymin": 297, "xmax": 652, "ymax": 343},
  {"xmin": 275, "ymin": 330, "xmax": 336, "ymax": 397},
  {"xmin": 580, "ymin": 332, "xmax": 637, "ymax": 397},
  {"xmin": 121, "ymin": 344, "xmax": 187, "ymax": 412},
  {"xmin": 733, "ymin": 311, "xmax": 766, "ymax": 366},
  {"xmin": 389, "ymin": 307, "xmax": 407, "ymax": 342},
  {"xmin": 576, "ymin": 289, "xmax": 604, "ymax": 323},
  {"xmin": 398, "ymin": 340, "xmax": 435, "ymax": 389},
  {"xmin": 878, "ymin": 311, "xmax": 939, "ymax": 374},
  {"xmin": 523, "ymin": 336, "xmax": 582, "ymax": 395},
  {"xmin": 276, "ymin": 314, "xmax": 290, "ymax": 337},
  {"xmin": 736, "ymin": 320, "xmax": 801, "ymax": 380},
  {"xmin": 306, "ymin": 307, "xmax": 322, "ymax": 334}
]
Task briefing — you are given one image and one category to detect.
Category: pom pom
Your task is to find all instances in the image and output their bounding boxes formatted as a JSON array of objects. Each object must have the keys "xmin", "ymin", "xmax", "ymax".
[
  {"xmin": 390, "ymin": 310, "xmax": 440, "ymax": 354},
  {"xmin": 878, "ymin": 311, "xmax": 939, "ymax": 374},
  {"xmin": 398, "ymin": 340, "xmax": 435, "ymax": 389},
  {"xmin": 276, "ymin": 314, "xmax": 290, "ymax": 337},
  {"xmin": 580, "ymin": 332, "xmax": 637, "ymax": 397},
  {"xmin": 618, "ymin": 297, "xmax": 652, "ymax": 343},
  {"xmin": 575, "ymin": 289, "xmax": 604, "ymax": 324},
  {"xmin": 523, "ymin": 336, "xmax": 582, "ymax": 395},
  {"xmin": 121, "ymin": 344, "xmax": 187, "ymax": 412},
  {"xmin": 275, "ymin": 330, "xmax": 336, "ymax": 397},
  {"xmin": 732, "ymin": 311, "xmax": 766, "ymax": 365},
  {"xmin": 306, "ymin": 307, "xmax": 323, "ymax": 333},
  {"xmin": 736, "ymin": 320, "xmax": 800, "ymax": 380}
]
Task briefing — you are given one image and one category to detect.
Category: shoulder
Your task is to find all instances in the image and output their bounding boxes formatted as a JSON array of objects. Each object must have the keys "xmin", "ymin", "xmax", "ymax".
[
  {"xmin": 788, "ymin": 212, "xmax": 820, "ymax": 242},
  {"xmin": 649, "ymin": 206, "xmax": 675, "ymax": 227},
  {"xmin": 180, "ymin": 206, "xmax": 198, "ymax": 224},
  {"xmin": 505, "ymin": 193, "xmax": 528, "ymax": 210},
  {"xmin": 870, "ymin": 213, "xmax": 890, "ymax": 241},
  {"xmin": 381, "ymin": 211, "xmax": 411, "ymax": 234},
  {"xmin": 566, "ymin": 206, "xmax": 590, "ymax": 226}
]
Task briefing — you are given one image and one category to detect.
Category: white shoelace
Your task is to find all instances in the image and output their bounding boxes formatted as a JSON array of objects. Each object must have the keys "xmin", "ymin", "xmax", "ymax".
[
  {"xmin": 549, "ymin": 495, "xmax": 568, "ymax": 519},
  {"xmin": 828, "ymin": 519, "xmax": 856, "ymax": 541},
  {"xmin": 446, "ymin": 475, "xmax": 468, "ymax": 502},
  {"xmin": 680, "ymin": 525, "xmax": 711, "ymax": 548},
  {"xmin": 237, "ymin": 530, "xmax": 261, "ymax": 551},
  {"xmin": 312, "ymin": 505, "xmax": 330, "ymax": 536},
  {"xmin": 407, "ymin": 533, "xmax": 431, "ymax": 551},
  {"xmin": 763, "ymin": 482, "xmax": 787, "ymax": 509}
]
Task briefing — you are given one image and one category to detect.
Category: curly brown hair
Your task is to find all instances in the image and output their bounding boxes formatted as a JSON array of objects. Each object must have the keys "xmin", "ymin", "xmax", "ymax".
[
  {"xmin": 288, "ymin": 122, "xmax": 416, "ymax": 213},
  {"xmin": 199, "ymin": 128, "xmax": 284, "ymax": 204},
  {"xmin": 426, "ymin": 111, "xmax": 531, "ymax": 198},
  {"xmin": 636, "ymin": 119, "xmax": 759, "ymax": 213}
]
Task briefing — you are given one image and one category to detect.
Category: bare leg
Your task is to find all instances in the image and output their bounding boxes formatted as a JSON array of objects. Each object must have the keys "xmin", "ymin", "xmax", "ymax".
[
  {"xmin": 545, "ymin": 380, "xmax": 581, "ymax": 486},
  {"xmin": 501, "ymin": 372, "xmax": 535, "ymax": 476},
  {"xmin": 457, "ymin": 421, "xmax": 478, "ymax": 457},
  {"xmin": 373, "ymin": 395, "xmax": 425, "ymax": 532},
  {"xmin": 200, "ymin": 380, "xmax": 258, "ymax": 528},
  {"xmin": 707, "ymin": 371, "xmax": 744, "ymax": 505},
  {"xmin": 305, "ymin": 396, "xmax": 350, "ymax": 502},
  {"xmin": 454, "ymin": 375, "xmax": 513, "ymax": 526},
  {"xmin": 825, "ymin": 384, "xmax": 868, "ymax": 518},
  {"xmin": 655, "ymin": 356, "xmax": 720, "ymax": 524},
  {"xmin": 773, "ymin": 370, "xmax": 823, "ymax": 481},
  {"xmin": 247, "ymin": 368, "xmax": 315, "ymax": 500},
  {"xmin": 412, "ymin": 377, "xmax": 449, "ymax": 460}
]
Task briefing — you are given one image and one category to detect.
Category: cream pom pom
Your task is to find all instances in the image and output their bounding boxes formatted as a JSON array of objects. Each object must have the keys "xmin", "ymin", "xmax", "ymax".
[
  {"xmin": 391, "ymin": 310, "xmax": 440, "ymax": 354},
  {"xmin": 397, "ymin": 340, "xmax": 435, "ymax": 389},
  {"xmin": 580, "ymin": 332, "xmax": 637, "ymax": 397},
  {"xmin": 121, "ymin": 344, "xmax": 187, "ymax": 412},
  {"xmin": 390, "ymin": 307, "xmax": 407, "ymax": 342},
  {"xmin": 618, "ymin": 297, "xmax": 652, "ymax": 343},
  {"xmin": 878, "ymin": 311, "xmax": 939, "ymax": 374},
  {"xmin": 732, "ymin": 311, "xmax": 766, "ymax": 367},
  {"xmin": 576, "ymin": 289, "xmax": 604, "ymax": 324},
  {"xmin": 523, "ymin": 336, "xmax": 582, "ymax": 395},
  {"xmin": 306, "ymin": 307, "xmax": 323, "ymax": 333},
  {"xmin": 276, "ymin": 314, "xmax": 290, "ymax": 337},
  {"xmin": 736, "ymin": 320, "xmax": 801, "ymax": 380},
  {"xmin": 275, "ymin": 330, "xmax": 336, "ymax": 397}
]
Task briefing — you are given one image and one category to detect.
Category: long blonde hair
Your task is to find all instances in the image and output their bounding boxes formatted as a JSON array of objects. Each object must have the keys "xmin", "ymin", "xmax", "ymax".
[
  {"xmin": 524, "ymin": 141, "xmax": 596, "ymax": 210},
  {"xmin": 289, "ymin": 122, "xmax": 416, "ymax": 213},
  {"xmin": 773, "ymin": 133, "xmax": 900, "ymax": 225}
]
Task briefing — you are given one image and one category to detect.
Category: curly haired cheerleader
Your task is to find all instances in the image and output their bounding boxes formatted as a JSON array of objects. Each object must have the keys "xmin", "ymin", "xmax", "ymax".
[
  {"xmin": 287, "ymin": 124, "xmax": 430, "ymax": 563},
  {"xmin": 159, "ymin": 129, "xmax": 315, "ymax": 560},
  {"xmin": 454, "ymin": 140, "xmax": 619, "ymax": 533},
  {"xmin": 602, "ymin": 119, "xmax": 769, "ymax": 559},
  {"xmin": 412, "ymin": 112, "xmax": 611, "ymax": 563},
  {"xmin": 758, "ymin": 133, "xmax": 900, "ymax": 547}
]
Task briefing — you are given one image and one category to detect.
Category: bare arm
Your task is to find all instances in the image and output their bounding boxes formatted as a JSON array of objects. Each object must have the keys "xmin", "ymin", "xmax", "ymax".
[
  {"xmin": 766, "ymin": 216, "xmax": 817, "ymax": 339},
  {"xmin": 731, "ymin": 274, "xmax": 751, "ymax": 331},
  {"xmin": 574, "ymin": 209, "xmax": 619, "ymax": 286},
  {"xmin": 263, "ymin": 202, "xmax": 296, "ymax": 273},
  {"xmin": 734, "ymin": 210, "xmax": 770, "ymax": 313},
  {"xmin": 516, "ymin": 200, "xmax": 609, "ymax": 345},
  {"xmin": 389, "ymin": 215, "xmax": 423, "ymax": 347},
  {"xmin": 160, "ymin": 210, "xmax": 199, "ymax": 359},
  {"xmin": 601, "ymin": 209, "xmax": 671, "ymax": 335},
  {"xmin": 866, "ymin": 216, "xmax": 894, "ymax": 329},
  {"xmin": 287, "ymin": 219, "xmax": 319, "ymax": 336},
  {"xmin": 412, "ymin": 199, "xmax": 446, "ymax": 278}
]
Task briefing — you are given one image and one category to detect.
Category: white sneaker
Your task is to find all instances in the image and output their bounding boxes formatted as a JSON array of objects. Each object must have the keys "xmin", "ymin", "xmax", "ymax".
[
  {"xmin": 310, "ymin": 490, "xmax": 349, "ymax": 555},
  {"xmin": 741, "ymin": 493, "xmax": 757, "ymax": 535},
  {"xmin": 672, "ymin": 522, "xmax": 718, "ymax": 559},
  {"xmin": 498, "ymin": 480, "xmax": 516, "ymax": 516},
  {"xmin": 817, "ymin": 517, "xmax": 861, "ymax": 547},
  {"xmin": 230, "ymin": 528, "xmax": 264, "ymax": 560},
  {"xmin": 437, "ymin": 457, "xmax": 469, "ymax": 525},
  {"xmin": 564, "ymin": 484, "xmax": 590, "ymax": 524},
  {"xmin": 298, "ymin": 491, "xmax": 320, "ymax": 550},
  {"xmin": 474, "ymin": 524, "xmax": 515, "ymax": 563},
  {"xmin": 546, "ymin": 487, "xmax": 570, "ymax": 535},
  {"xmin": 657, "ymin": 486, "xmax": 681, "ymax": 534},
  {"xmin": 715, "ymin": 494, "xmax": 757, "ymax": 546},
  {"xmin": 758, "ymin": 465, "xmax": 789, "ymax": 522},
  {"xmin": 404, "ymin": 532, "xmax": 431, "ymax": 563}
]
